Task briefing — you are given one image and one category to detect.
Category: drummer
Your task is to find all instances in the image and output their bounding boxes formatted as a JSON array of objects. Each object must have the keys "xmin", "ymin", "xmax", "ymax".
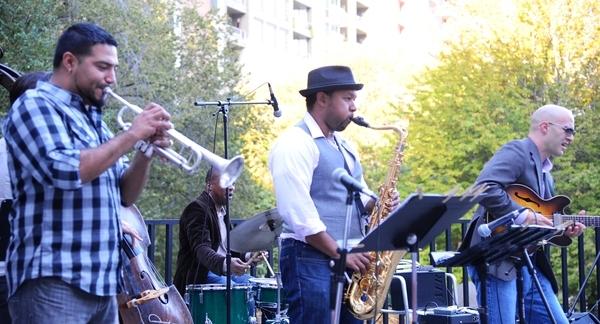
[{"xmin": 174, "ymin": 166, "xmax": 261, "ymax": 295}]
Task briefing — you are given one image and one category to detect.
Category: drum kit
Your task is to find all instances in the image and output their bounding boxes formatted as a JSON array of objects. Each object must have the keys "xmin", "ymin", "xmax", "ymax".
[{"xmin": 186, "ymin": 208, "xmax": 289, "ymax": 324}]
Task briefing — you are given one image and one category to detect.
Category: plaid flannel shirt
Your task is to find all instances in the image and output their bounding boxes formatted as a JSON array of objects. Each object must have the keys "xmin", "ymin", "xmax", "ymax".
[{"xmin": 2, "ymin": 81, "xmax": 125, "ymax": 297}]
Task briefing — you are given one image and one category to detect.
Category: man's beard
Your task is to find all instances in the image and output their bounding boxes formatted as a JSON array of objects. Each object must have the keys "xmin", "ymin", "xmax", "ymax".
[
  {"xmin": 330, "ymin": 118, "xmax": 351, "ymax": 132},
  {"xmin": 88, "ymin": 89, "xmax": 108, "ymax": 108},
  {"xmin": 78, "ymin": 84, "xmax": 107, "ymax": 108}
]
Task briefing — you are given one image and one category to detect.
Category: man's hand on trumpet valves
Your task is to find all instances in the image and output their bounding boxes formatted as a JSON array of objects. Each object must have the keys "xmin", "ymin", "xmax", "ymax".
[
  {"xmin": 128, "ymin": 102, "xmax": 172, "ymax": 143},
  {"xmin": 149, "ymin": 129, "xmax": 171, "ymax": 149}
]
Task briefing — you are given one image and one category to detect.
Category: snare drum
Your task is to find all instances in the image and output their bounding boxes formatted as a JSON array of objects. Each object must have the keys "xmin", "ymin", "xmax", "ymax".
[
  {"xmin": 186, "ymin": 284, "xmax": 253, "ymax": 324},
  {"xmin": 249, "ymin": 278, "xmax": 283, "ymax": 305}
]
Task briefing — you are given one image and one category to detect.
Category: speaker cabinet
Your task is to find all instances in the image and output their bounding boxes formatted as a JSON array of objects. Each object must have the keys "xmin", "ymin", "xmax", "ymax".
[{"xmin": 390, "ymin": 270, "xmax": 449, "ymax": 310}]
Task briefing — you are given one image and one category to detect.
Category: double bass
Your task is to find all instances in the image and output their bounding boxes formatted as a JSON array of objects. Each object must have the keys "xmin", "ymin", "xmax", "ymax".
[
  {"xmin": 0, "ymin": 47, "xmax": 22, "ymax": 95},
  {"xmin": 119, "ymin": 205, "xmax": 193, "ymax": 324}
]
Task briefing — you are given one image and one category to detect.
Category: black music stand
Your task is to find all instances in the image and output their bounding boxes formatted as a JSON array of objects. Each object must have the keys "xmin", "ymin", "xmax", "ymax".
[
  {"xmin": 349, "ymin": 193, "xmax": 483, "ymax": 323},
  {"xmin": 432, "ymin": 225, "xmax": 564, "ymax": 324}
]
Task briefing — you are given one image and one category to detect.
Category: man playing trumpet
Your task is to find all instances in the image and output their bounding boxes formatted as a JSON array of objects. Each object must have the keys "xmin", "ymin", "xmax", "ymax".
[{"xmin": 2, "ymin": 22, "xmax": 171, "ymax": 323}]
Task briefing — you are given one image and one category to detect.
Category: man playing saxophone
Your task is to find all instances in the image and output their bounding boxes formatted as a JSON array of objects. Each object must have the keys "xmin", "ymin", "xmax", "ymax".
[
  {"xmin": 269, "ymin": 65, "xmax": 399, "ymax": 323},
  {"xmin": 2, "ymin": 22, "xmax": 171, "ymax": 323}
]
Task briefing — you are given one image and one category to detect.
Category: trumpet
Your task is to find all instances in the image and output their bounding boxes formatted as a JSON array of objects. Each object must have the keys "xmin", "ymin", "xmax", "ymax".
[{"xmin": 104, "ymin": 87, "xmax": 244, "ymax": 188}]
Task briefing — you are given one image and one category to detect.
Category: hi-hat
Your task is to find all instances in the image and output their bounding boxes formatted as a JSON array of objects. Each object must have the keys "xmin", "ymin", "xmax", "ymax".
[{"xmin": 231, "ymin": 208, "xmax": 282, "ymax": 252}]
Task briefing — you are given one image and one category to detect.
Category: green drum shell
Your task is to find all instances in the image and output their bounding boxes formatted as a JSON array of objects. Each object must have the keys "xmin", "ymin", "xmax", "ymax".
[
  {"xmin": 255, "ymin": 283, "xmax": 281, "ymax": 304},
  {"xmin": 186, "ymin": 284, "xmax": 252, "ymax": 324}
]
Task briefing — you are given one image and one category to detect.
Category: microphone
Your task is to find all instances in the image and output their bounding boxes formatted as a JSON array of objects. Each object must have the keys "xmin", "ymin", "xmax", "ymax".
[
  {"xmin": 331, "ymin": 168, "xmax": 378, "ymax": 200},
  {"xmin": 477, "ymin": 207, "xmax": 527, "ymax": 238},
  {"xmin": 268, "ymin": 82, "xmax": 282, "ymax": 118}
]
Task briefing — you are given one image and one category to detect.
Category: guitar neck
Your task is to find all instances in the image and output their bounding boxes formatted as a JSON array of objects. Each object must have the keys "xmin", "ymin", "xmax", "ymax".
[{"xmin": 556, "ymin": 215, "xmax": 600, "ymax": 227}]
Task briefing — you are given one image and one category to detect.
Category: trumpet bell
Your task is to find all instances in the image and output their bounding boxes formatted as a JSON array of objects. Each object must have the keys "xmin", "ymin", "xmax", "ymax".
[{"xmin": 218, "ymin": 155, "xmax": 244, "ymax": 188}]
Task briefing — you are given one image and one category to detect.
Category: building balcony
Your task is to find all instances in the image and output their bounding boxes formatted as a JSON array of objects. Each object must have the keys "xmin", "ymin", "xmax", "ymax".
[
  {"xmin": 292, "ymin": 19, "xmax": 312, "ymax": 39},
  {"xmin": 354, "ymin": 14, "xmax": 368, "ymax": 33},
  {"xmin": 356, "ymin": 0, "xmax": 369, "ymax": 16},
  {"xmin": 227, "ymin": 25, "xmax": 247, "ymax": 48},
  {"xmin": 356, "ymin": 28, "xmax": 367, "ymax": 44},
  {"xmin": 293, "ymin": 0, "xmax": 311, "ymax": 10},
  {"xmin": 225, "ymin": 0, "xmax": 247, "ymax": 14}
]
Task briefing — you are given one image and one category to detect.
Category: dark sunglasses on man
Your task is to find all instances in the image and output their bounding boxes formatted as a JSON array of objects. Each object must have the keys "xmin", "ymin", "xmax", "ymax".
[{"xmin": 547, "ymin": 122, "xmax": 576, "ymax": 136}]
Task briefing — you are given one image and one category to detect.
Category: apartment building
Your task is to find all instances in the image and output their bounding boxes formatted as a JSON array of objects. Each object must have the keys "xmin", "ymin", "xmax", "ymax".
[{"xmin": 193, "ymin": 0, "xmax": 450, "ymax": 88}]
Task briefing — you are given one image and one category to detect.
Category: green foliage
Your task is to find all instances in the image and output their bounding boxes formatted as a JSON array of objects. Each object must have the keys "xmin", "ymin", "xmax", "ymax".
[
  {"xmin": 403, "ymin": 38, "xmax": 542, "ymax": 197},
  {"xmin": 0, "ymin": 0, "xmax": 62, "ymax": 115}
]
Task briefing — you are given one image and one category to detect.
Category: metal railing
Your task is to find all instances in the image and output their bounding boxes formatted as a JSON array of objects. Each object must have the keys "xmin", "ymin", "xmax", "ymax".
[{"xmin": 145, "ymin": 218, "xmax": 600, "ymax": 314}]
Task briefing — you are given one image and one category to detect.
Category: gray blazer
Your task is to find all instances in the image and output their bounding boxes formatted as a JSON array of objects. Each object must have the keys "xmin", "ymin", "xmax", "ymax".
[{"xmin": 461, "ymin": 137, "xmax": 558, "ymax": 292}]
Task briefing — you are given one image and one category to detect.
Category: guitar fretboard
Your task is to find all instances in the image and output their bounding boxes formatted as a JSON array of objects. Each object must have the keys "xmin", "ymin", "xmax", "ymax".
[{"xmin": 557, "ymin": 215, "xmax": 600, "ymax": 227}]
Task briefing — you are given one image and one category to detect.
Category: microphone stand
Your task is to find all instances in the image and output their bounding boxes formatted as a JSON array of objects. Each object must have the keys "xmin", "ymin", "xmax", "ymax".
[
  {"xmin": 194, "ymin": 98, "xmax": 276, "ymax": 109},
  {"xmin": 567, "ymin": 247, "xmax": 600, "ymax": 317},
  {"xmin": 331, "ymin": 188, "xmax": 357, "ymax": 324},
  {"xmin": 194, "ymin": 98, "xmax": 275, "ymax": 324}
]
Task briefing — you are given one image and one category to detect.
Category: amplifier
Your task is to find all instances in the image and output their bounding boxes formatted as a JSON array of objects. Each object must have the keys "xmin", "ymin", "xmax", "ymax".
[
  {"xmin": 420, "ymin": 312, "xmax": 480, "ymax": 324},
  {"xmin": 390, "ymin": 269, "xmax": 449, "ymax": 310}
]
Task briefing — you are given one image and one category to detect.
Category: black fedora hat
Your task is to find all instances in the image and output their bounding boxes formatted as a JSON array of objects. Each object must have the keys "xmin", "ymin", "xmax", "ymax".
[{"xmin": 299, "ymin": 65, "xmax": 363, "ymax": 97}]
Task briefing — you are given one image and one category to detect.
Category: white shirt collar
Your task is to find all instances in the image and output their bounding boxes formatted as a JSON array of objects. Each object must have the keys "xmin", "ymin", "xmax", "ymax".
[
  {"xmin": 303, "ymin": 112, "xmax": 337, "ymax": 140},
  {"xmin": 542, "ymin": 158, "xmax": 553, "ymax": 173}
]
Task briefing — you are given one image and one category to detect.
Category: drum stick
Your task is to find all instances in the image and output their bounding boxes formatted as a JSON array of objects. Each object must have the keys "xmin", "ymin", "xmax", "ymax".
[{"xmin": 261, "ymin": 253, "xmax": 276, "ymax": 277}]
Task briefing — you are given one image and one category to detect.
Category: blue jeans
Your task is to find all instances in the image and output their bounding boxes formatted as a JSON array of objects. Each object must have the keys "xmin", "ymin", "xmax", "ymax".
[
  {"xmin": 206, "ymin": 271, "xmax": 256, "ymax": 319},
  {"xmin": 468, "ymin": 265, "xmax": 568, "ymax": 324},
  {"xmin": 8, "ymin": 277, "xmax": 117, "ymax": 324},
  {"xmin": 0, "ymin": 275, "xmax": 10, "ymax": 324},
  {"xmin": 206, "ymin": 271, "xmax": 252, "ymax": 285},
  {"xmin": 280, "ymin": 239, "xmax": 361, "ymax": 324}
]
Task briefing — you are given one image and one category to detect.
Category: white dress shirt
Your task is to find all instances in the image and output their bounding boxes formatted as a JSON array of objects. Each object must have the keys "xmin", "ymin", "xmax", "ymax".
[{"xmin": 269, "ymin": 113, "xmax": 369, "ymax": 242}]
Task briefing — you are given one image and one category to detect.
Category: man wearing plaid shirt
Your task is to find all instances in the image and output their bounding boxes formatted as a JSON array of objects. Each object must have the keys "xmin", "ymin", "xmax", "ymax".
[{"xmin": 2, "ymin": 23, "xmax": 171, "ymax": 323}]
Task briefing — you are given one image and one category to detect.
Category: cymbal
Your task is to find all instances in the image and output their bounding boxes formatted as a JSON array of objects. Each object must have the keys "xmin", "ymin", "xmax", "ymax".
[{"xmin": 230, "ymin": 208, "xmax": 282, "ymax": 253}]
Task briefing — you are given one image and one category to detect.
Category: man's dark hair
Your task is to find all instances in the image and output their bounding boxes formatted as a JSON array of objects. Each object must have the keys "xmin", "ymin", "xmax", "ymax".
[
  {"xmin": 305, "ymin": 90, "xmax": 334, "ymax": 111},
  {"xmin": 9, "ymin": 71, "xmax": 51, "ymax": 104},
  {"xmin": 205, "ymin": 166, "xmax": 222, "ymax": 185},
  {"xmin": 205, "ymin": 167, "xmax": 214, "ymax": 185},
  {"xmin": 52, "ymin": 23, "xmax": 118, "ymax": 69}
]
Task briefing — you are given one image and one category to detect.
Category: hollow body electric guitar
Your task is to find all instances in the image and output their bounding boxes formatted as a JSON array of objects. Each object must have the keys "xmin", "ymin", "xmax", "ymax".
[{"xmin": 493, "ymin": 184, "xmax": 599, "ymax": 247}]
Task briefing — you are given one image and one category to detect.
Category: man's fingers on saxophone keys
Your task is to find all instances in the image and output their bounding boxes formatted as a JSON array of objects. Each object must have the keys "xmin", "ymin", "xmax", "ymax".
[{"xmin": 346, "ymin": 252, "xmax": 371, "ymax": 275}]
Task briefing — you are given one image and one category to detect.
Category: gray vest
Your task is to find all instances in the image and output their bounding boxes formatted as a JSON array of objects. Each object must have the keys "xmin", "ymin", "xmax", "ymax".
[{"xmin": 285, "ymin": 121, "xmax": 365, "ymax": 241}]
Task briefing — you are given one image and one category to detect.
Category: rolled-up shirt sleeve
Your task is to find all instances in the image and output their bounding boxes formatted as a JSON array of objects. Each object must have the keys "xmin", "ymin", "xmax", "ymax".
[
  {"xmin": 269, "ymin": 128, "xmax": 326, "ymax": 241},
  {"xmin": 5, "ymin": 96, "xmax": 82, "ymax": 190}
]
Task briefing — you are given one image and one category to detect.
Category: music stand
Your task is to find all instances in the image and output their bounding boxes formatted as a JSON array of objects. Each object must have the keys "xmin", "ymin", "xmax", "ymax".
[
  {"xmin": 431, "ymin": 225, "xmax": 564, "ymax": 324},
  {"xmin": 349, "ymin": 193, "xmax": 483, "ymax": 323}
]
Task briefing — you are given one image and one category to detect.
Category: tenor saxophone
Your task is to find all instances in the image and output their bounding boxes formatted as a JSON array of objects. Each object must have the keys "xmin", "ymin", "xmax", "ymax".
[{"xmin": 345, "ymin": 116, "xmax": 408, "ymax": 320}]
